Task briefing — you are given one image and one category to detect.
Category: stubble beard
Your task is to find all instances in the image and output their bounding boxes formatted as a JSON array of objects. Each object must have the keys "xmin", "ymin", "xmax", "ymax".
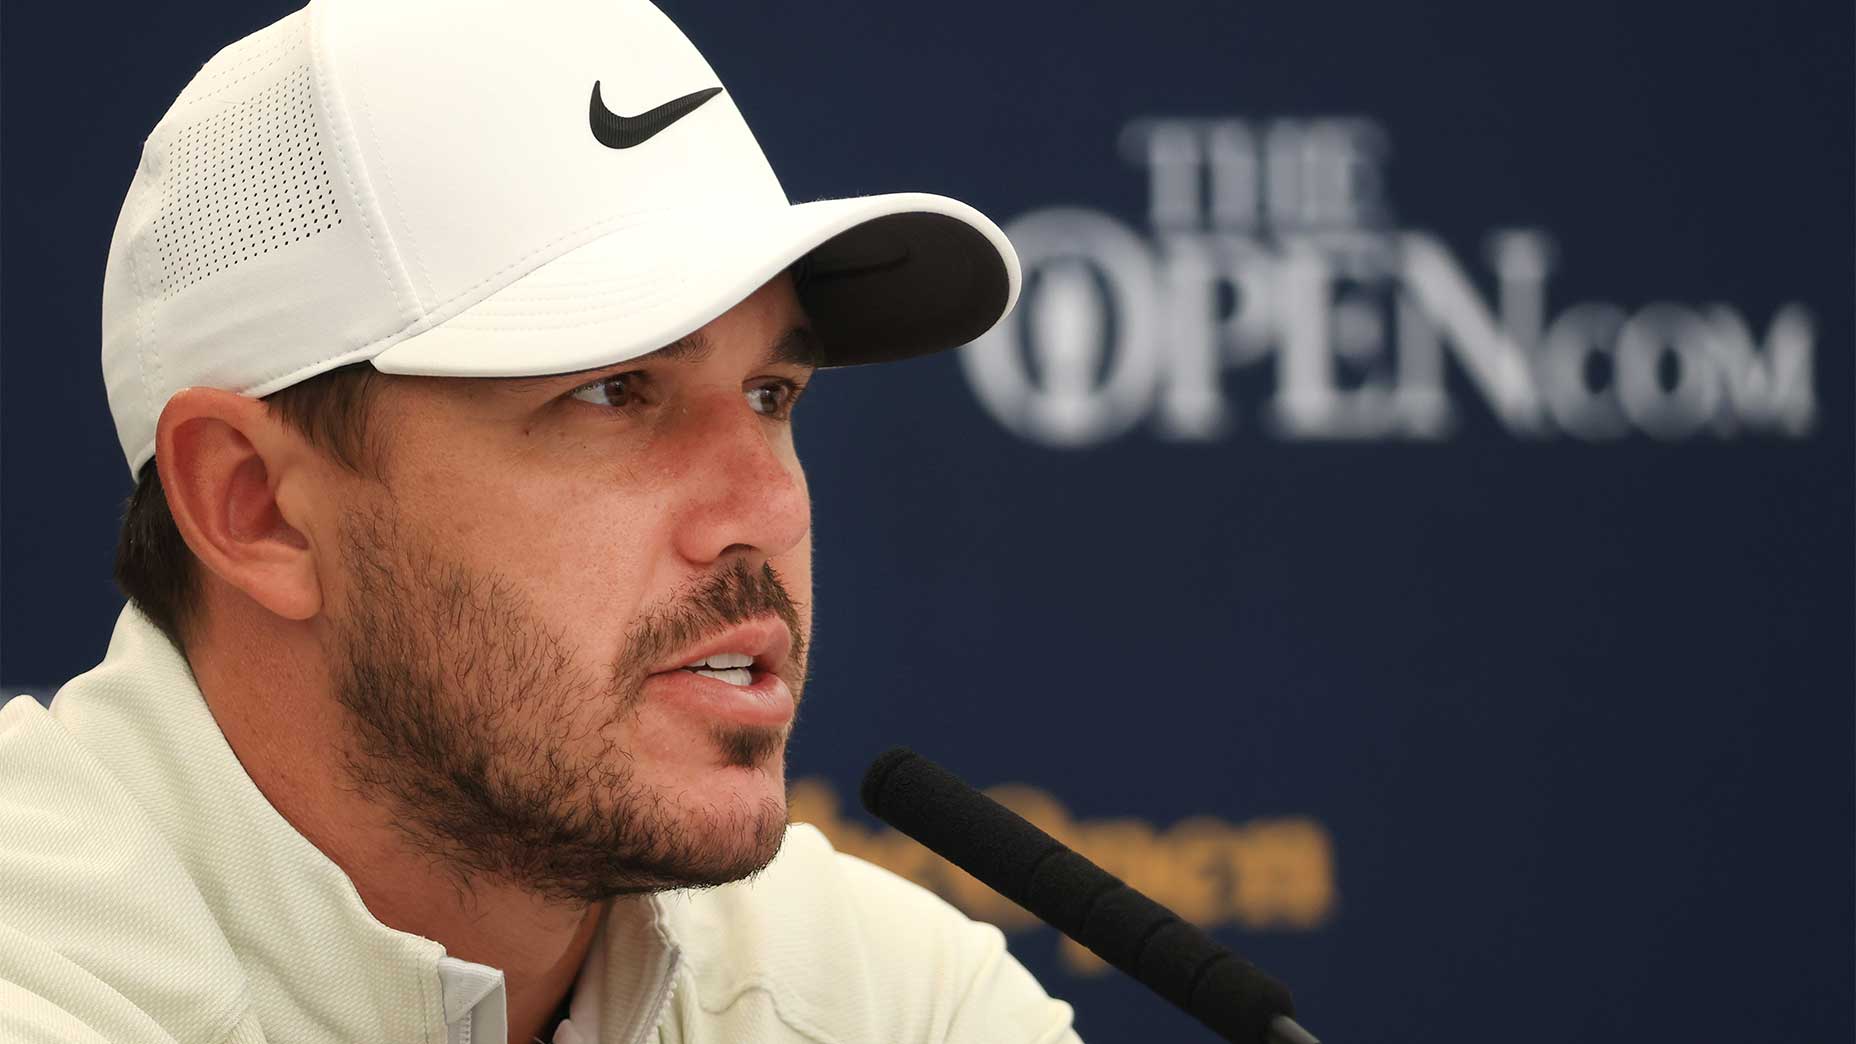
[{"xmin": 326, "ymin": 506, "xmax": 807, "ymax": 904}]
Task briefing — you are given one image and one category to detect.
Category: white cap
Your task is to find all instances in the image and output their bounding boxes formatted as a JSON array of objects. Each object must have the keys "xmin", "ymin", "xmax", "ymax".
[{"xmin": 101, "ymin": 0, "xmax": 1020, "ymax": 474}]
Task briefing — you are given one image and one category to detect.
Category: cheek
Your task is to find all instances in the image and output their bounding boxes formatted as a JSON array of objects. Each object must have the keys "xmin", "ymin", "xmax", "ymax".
[
  {"xmin": 412, "ymin": 464, "xmax": 673, "ymax": 668},
  {"xmin": 774, "ymin": 540, "xmax": 812, "ymax": 633},
  {"xmin": 521, "ymin": 496, "xmax": 673, "ymax": 666},
  {"xmin": 777, "ymin": 456, "xmax": 812, "ymax": 590},
  {"xmin": 764, "ymin": 454, "xmax": 812, "ymax": 636}
]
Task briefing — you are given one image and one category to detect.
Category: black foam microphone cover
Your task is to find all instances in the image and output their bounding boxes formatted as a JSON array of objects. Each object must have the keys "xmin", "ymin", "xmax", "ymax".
[{"xmin": 861, "ymin": 748, "xmax": 1300, "ymax": 1044}]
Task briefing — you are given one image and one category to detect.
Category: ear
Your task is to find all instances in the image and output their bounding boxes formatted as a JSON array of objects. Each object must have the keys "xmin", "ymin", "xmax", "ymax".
[{"xmin": 155, "ymin": 387, "xmax": 323, "ymax": 623}]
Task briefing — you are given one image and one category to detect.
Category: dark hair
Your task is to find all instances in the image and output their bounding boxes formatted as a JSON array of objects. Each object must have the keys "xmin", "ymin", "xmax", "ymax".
[{"xmin": 114, "ymin": 362, "xmax": 386, "ymax": 649}]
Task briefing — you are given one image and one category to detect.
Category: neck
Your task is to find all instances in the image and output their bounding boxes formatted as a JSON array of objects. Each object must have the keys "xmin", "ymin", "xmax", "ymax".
[{"xmin": 190, "ymin": 605, "xmax": 601, "ymax": 1044}]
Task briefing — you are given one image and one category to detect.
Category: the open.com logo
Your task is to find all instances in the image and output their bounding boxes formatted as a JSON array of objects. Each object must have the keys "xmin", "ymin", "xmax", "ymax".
[{"xmin": 962, "ymin": 118, "xmax": 1816, "ymax": 448}]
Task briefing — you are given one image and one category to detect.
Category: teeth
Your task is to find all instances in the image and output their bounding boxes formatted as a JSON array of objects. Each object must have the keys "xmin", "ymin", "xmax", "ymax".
[
  {"xmin": 690, "ymin": 667, "xmax": 753, "ymax": 686},
  {"xmin": 681, "ymin": 652, "xmax": 754, "ymax": 670}
]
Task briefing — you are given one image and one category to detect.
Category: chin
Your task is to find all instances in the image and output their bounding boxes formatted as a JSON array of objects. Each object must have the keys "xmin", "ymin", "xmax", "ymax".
[
  {"xmin": 642, "ymin": 774, "xmax": 791, "ymax": 890},
  {"xmin": 693, "ymin": 727, "xmax": 791, "ymax": 817},
  {"xmin": 635, "ymin": 729, "xmax": 791, "ymax": 856}
]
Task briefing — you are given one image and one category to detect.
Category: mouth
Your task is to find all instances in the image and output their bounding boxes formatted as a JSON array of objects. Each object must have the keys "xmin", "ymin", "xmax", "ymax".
[
  {"xmin": 653, "ymin": 616, "xmax": 794, "ymax": 684},
  {"xmin": 641, "ymin": 616, "xmax": 798, "ymax": 729},
  {"xmin": 678, "ymin": 653, "xmax": 757, "ymax": 686}
]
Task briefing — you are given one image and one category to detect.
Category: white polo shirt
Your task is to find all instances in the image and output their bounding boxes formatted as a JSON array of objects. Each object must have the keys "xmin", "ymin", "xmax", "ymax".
[{"xmin": 0, "ymin": 607, "xmax": 1080, "ymax": 1044}]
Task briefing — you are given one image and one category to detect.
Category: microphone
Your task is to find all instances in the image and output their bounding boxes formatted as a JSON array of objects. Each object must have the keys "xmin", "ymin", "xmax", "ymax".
[{"xmin": 860, "ymin": 748, "xmax": 1320, "ymax": 1044}]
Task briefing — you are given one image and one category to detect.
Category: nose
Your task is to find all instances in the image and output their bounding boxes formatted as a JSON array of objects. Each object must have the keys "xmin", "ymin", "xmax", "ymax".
[{"xmin": 667, "ymin": 389, "xmax": 810, "ymax": 570}]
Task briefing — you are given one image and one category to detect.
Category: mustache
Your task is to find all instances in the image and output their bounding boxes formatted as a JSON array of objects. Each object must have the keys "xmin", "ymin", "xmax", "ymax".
[{"xmin": 615, "ymin": 561, "xmax": 807, "ymax": 688}]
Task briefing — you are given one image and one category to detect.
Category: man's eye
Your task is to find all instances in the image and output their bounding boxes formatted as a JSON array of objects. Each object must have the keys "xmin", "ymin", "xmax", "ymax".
[
  {"xmin": 569, "ymin": 373, "xmax": 644, "ymax": 409},
  {"xmin": 746, "ymin": 379, "xmax": 801, "ymax": 418}
]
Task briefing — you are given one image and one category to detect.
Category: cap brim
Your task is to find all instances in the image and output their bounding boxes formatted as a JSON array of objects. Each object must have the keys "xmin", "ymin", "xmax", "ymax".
[{"xmin": 369, "ymin": 192, "xmax": 1019, "ymax": 378}]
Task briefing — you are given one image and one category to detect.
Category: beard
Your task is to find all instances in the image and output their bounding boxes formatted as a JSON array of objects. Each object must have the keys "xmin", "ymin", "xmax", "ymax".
[{"xmin": 325, "ymin": 505, "xmax": 807, "ymax": 904}]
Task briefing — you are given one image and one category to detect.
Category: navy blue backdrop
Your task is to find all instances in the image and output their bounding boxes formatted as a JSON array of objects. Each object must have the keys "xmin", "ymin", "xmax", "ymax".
[{"xmin": 4, "ymin": 2, "xmax": 1851, "ymax": 1042}]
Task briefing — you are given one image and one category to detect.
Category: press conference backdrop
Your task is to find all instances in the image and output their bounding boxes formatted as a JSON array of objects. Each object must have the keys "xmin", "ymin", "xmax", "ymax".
[{"xmin": 3, "ymin": 2, "xmax": 1850, "ymax": 1041}]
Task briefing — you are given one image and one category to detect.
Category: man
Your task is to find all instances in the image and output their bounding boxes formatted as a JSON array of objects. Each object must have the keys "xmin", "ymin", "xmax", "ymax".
[{"xmin": 0, "ymin": 0, "xmax": 1079, "ymax": 1041}]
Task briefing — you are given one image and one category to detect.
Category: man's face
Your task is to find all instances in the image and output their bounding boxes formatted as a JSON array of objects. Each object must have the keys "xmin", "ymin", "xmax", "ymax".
[{"xmin": 314, "ymin": 275, "xmax": 816, "ymax": 902}]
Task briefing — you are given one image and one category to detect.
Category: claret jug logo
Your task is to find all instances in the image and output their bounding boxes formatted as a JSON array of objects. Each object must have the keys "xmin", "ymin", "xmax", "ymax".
[{"xmin": 963, "ymin": 118, "xmax": 1816, "ymax": 447}]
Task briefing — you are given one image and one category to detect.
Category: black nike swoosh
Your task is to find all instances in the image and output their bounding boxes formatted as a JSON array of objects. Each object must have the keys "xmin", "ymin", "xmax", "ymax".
[{"xmin": 588, "ymin": 83, "xmax": 723, "ymax": 149}]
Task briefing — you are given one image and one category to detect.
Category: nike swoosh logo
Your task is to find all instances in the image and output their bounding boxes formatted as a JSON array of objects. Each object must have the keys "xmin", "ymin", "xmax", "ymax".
[{"xmin": 588, "ymin": 83, "xmax": 723, "ymax": 149}]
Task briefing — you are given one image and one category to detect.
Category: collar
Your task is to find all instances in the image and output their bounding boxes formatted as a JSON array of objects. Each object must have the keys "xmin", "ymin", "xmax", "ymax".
[{"xmin": 49, "ymin": 607, "xmax": 682, "ymax": 1044}]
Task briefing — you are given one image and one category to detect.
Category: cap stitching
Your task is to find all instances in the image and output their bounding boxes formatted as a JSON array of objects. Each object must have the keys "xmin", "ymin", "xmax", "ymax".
[
  {"xmin": 429, "ymin": 312, "xmax": 700, "ymax": 334},
  {"xmin": 178, "ymin": 19, "xmax": 297, "ymax": 108},
  {"xmin": 442, "ymin": 289, "xmax": 707, "ymax": 333},
  {"xmin": 451, "ymin": 275, "xmax": 655, "ymax": 293},
  {"xmin": 446, "ymin": 280, "xmax": 667, "ymax": 306},
  {"xmin": 440, "ymin": 286, "xmax": 675, "ymax": 319},
  {"xmin": 417, "ymin": 203, "xmax": 685, "ymax": 316},
  {"xmin": 349, "ymin": 72, "xmax": 436, "ymax": 307},
  {"xmin": 304, "ymin": 0, "xmax": 414, "ymax": 323},
  {"xmin": 442, "ymin": 201, "xmax": 703, "ymax": 311},
  {"xmin": 129, "ymin": 149, "xmax": 165, "ymax": 461},
  {"xmin": 426, "ymin": 267, "xmax": 675, "ymax": 293},
  {"xmin": 230, "ymin": 205, "xmax": 680, "ymax": 397}
]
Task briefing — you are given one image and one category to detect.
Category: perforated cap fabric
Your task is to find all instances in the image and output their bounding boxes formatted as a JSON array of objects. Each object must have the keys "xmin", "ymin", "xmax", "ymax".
[
  {"xmin": 101, "ymin": 0, "xmax": 1020, "ymax": 475},
  {"xmin": 150, "ymin": 65, "xmax": 340, "ymax": 297}
]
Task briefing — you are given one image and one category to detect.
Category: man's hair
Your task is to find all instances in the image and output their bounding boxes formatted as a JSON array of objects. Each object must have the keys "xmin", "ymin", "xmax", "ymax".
[{"xmin": 115, "ymin": 362, "xmax": 386, "ymax": 649}]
